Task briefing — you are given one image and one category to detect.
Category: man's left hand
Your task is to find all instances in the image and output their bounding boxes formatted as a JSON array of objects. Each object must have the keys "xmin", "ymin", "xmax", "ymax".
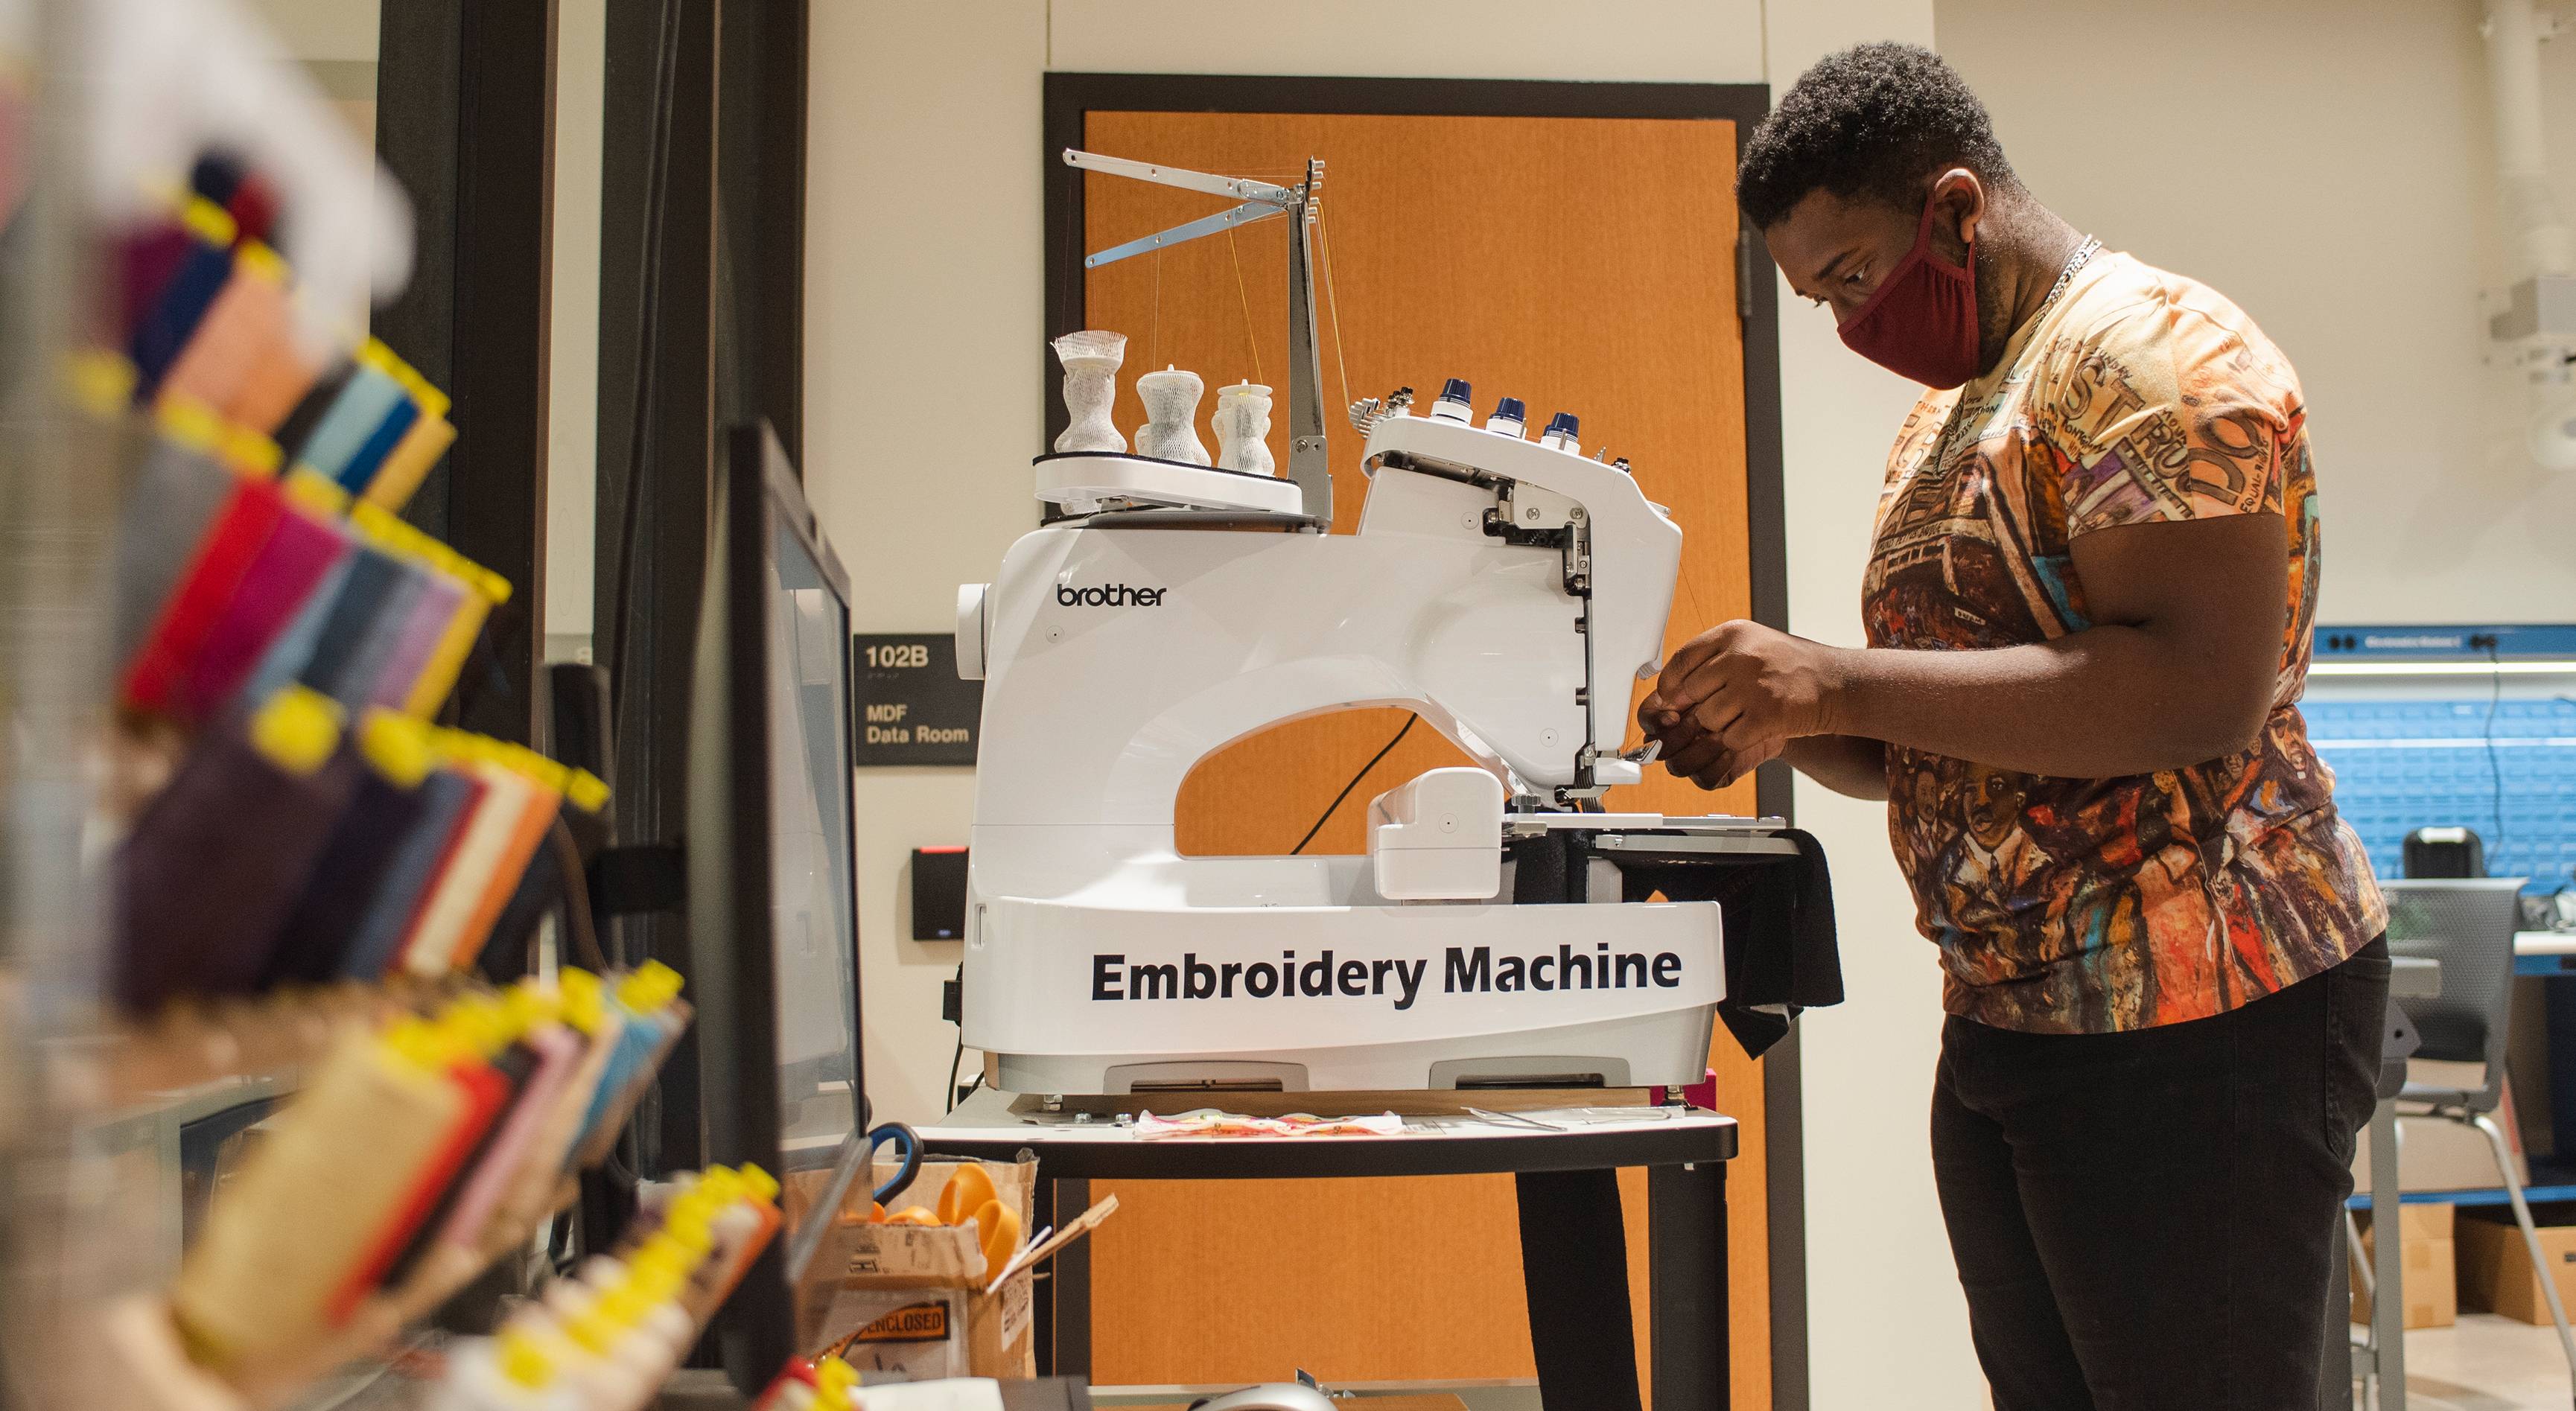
[{"xmin": 1638, "ymin": 620, "xmax": 1847, "ymax": 790}]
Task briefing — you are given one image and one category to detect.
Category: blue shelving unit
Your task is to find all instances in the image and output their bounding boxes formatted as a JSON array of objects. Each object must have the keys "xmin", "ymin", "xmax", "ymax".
[
  {"xmin": 2348, "ymin": 1183, "xmax": 2576, "ymax": 1209},
  {"xmin": 2309, "ymin": 627, "xmax": 2576, "ymax": 1211},
  {"xmin": 2305, "ymin": 695, "xmax": 2576, "ymax": 887},
  {"xmin": 2305, "ymin": 623, "xmax": 2576, "ymax": 890}
]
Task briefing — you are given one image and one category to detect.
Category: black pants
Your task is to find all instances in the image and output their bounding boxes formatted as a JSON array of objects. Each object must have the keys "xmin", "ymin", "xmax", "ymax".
[{"xmin": 1933, "ymin": 938, "xmax": 2390, "ymax": 1411}]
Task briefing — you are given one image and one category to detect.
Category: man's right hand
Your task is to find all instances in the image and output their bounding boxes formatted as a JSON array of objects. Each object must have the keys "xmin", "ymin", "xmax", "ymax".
[
  {"xmin": 1641, "ymin": 628, "xmax": 1892, "ymax": 801},
  {"xmin": 1635, "ymin": 623, "xmax": 1738, "ymax": 752}
]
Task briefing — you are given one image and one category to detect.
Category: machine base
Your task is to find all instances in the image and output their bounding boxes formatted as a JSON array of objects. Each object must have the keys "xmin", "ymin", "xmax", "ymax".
[{"xmin": 991, "ymin": 1004, "xmax": 1717, "ymax": 1096}]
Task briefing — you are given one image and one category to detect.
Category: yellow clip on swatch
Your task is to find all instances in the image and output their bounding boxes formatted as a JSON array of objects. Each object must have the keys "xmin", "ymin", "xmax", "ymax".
[
  {"xmin": 179, "ymin": 196, "xmax": 238, "ymax": 249},
  {"xmin": 282, "ymin": 465, "xmax": 351, "ymax": 517},
  {"xmin": 497, "ymin": 1331, "xmax": 556, "ymax": 1391},
  {"xmin": 219, "ymin": 428, "xmax": 284, "ymax": 479},
  {"xmin": 63, "ymin": 351, "xmax": 139, "ymax": 417},
  {"xmin": 358, "ymin": 710, "xmax": 439, "ymax": 789},
  {"xmin": 559, "ymin": 968, "xmax": 607, "ymax": 1036},
  {"xmin": 235, "ymin": 241, "xmax": 288, "ymax": 284},
  {"xmin": 154, "ymin": 392, "xmax": 226, "ymax": 453},
  {"xmin": 249, "ymin": 687, "xmax": 345, "ymax": 777},
  {"xmin": 616, "ymin": 961, "xmax": 684, "ymax": 1015}
]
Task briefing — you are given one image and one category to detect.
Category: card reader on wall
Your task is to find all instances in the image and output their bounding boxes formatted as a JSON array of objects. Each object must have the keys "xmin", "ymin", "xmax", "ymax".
[{"xmin": 912, "ymin": 846, "xmax": 969, "ymax": 940}]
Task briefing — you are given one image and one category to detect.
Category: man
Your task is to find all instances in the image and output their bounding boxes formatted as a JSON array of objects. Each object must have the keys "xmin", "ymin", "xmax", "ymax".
[{"xmin": 1641, "ymin": 42, "xmax": 2391, "ymax": 1410}]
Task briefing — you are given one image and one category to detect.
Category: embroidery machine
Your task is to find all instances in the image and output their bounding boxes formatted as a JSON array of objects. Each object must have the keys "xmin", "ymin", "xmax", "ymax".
[{"xmin": 953, "ymin": 150, "xmax": 1796, "ymax": 1096}]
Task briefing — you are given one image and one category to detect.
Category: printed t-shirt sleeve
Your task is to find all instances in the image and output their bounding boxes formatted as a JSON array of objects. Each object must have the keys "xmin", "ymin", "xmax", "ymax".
[{"xmin": 2035, "ymin": 298, "xmax": 2292, "ymax": 537}]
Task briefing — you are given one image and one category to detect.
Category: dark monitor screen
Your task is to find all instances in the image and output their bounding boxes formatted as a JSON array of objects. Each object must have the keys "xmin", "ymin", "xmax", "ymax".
[{"xmin": 690, "ymin": 422, "xmax": 860, "ymax": 1389}]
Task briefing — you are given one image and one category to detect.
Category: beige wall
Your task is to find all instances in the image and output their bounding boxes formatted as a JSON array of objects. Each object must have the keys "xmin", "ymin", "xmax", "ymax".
[
  {"xmin": 252, "ymin": 0, "xmax": 606, "ymax": 654},
  {"xmin": 547, "ymin": 0, "xmax": 606, "ymax": 654},
  {"xmin": 1044, "ymin": 0, "xmax": 1764, "ymax": 77},
  {"xmin": 802, "ymin": 0, "xmax": 1050, "ymax": 1136},
  {"xmin": 243, "ymin": 0, "xmax": 376, "ymax": 62},
  {"xmin": 1941, "ymin": 0, "xmax": 2576, "ymax": 621}
]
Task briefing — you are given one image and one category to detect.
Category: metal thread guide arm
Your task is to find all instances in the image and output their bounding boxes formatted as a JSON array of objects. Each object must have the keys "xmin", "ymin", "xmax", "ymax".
[{"xmin": 1063, "ymin": 147, "xmax": 1333, "ymax": 523}]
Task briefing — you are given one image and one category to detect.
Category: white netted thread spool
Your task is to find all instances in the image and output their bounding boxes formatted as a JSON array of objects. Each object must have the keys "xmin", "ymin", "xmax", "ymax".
[
  {"xmin": 1133, "ymin": 366, "xmax": 1209, "ymax": 465},
  {"xmin": 1052, "ymin": 330, "xmax": 1128, "ymax": 454},
  {"xmin": 1214, "ymin": 382, "xmax": 1273, "ymax": 476}
]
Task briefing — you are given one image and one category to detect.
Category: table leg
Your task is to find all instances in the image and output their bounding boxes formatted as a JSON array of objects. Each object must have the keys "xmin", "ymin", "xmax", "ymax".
[
  {"xmin": 1034, "ymin": 1176, "xmax": 1090, "ymax": 1379},
  {"xmin": 1033, "ymin": 1177, "xmax": 1052, "ymax": 1375},
  {"xmin": 2369, "ymin": 1101, "xmax": 2405, "ymax": 1410},
  {"xmin": 1516, "ymin": 1169, "xmax": 1643, "ymax": 1411},
  {"xmin": 2546, "ymin": 975, "xmax": 2576, "ymax": 1163},
  {"xmin": 2323, "ymin": 1211, "xmax": 2352, "ymax": 1411},
  {"xmin": 1649, "ymin": 1161, "xmax": 1730, "ymax": 1411}
]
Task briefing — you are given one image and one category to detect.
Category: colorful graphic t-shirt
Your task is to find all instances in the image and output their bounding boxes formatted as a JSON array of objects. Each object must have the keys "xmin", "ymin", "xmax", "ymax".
[{"xmin": 1863, "ymin": 250, "xmax": 2385, "ymax": 1034}]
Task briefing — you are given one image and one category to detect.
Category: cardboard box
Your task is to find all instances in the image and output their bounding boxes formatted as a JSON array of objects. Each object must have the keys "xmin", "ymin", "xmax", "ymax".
[
  {"xmin": 2380, "ymin": 1203, "xmax": 2458, "ymax": 1242},
  {"xmin": 786, "ymin": 1157, "xmax": 1040, "ymax": 1380},
  {"xmin": 2350, "ymin": 1073, "xmax": 2528, "ymax": 1194},
  {"xmin": 2353, "ymin": 1204, "xmax": 2458, "ymax": 1330},
  {"xmin": 2459, "ymin": 1209, "xmax": 2576, "ymax": 1326}
]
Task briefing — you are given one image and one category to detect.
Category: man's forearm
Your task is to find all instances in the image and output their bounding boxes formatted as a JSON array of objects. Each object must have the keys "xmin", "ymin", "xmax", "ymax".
[
  {"xmin": 1823, "ymin": 625, "xmax": 2268, "ymax": 777},
  {"xmin": 1781, "ymin": 733, "xmax": 1890, "ymax": 800}
]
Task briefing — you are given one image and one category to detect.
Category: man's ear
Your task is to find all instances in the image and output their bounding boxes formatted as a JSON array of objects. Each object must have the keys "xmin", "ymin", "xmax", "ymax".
[{"xmin": 1931, "ymin": 167, "xmax": 1985, "ymax": 250}]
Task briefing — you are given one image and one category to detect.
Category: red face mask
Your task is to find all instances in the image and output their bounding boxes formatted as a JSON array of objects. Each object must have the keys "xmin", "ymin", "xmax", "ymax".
[{"xmin": 1836, "ymin": 191, "xmax": 1982, "ymax": 389}]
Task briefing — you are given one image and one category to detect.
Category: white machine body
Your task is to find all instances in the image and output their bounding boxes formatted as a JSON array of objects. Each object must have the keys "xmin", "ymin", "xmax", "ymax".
[
  {"xmin": 1368, "ymin": 768, "xmax": 1506, "ymax": 902},
  {"xmin": 959, "ymin": 408, "xmax": 1748, "ymax": 1095}
]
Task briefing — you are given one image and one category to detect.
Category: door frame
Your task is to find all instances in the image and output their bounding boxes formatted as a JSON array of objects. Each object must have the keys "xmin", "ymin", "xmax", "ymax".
[
  {"xmin": 1040, "ymin": 71, "xmax": 1803, "ymax": 1411},
  {"xmin": 375, "ymin": 0, "xmax": 561, "ymax": 746}
]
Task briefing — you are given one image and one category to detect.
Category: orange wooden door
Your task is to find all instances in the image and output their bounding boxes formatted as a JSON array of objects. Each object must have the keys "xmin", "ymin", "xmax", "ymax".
[{"xmin": 1077, "ymin": 109, "xmax": 1762, "ymax": 1405}]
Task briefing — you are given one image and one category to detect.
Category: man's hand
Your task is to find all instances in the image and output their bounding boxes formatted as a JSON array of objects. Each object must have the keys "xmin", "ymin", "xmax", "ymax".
[{"xmin": 1638, "ymin": 620, "xmax": 1848, "ymax": 790}]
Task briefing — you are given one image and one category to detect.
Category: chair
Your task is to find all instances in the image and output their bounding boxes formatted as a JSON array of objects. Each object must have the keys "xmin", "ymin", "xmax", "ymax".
[
  {"xmin": 2382, "ymin": 878, "xmax": 2576, "ymax": 1403},
  {"xmin": 2402, "ymin": 825, "xmax": 2486, "ymax": 880}
]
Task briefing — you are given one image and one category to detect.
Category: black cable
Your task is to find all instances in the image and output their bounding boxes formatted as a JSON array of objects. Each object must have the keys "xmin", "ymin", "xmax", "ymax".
[
  {"xmin": 945, "ymin": 963, "xmax": 967, "ymax": 1114},
  {"xmin": 604, "ymin": 0, "xmax": 684, "ymax": 720},
  {"xmin": 549, "ymin": 815, "xmax": 608, "ymax": 971},
  {"xmin": 1289, "ymin": 715, "xmax": 1416, "ymax": 855}
]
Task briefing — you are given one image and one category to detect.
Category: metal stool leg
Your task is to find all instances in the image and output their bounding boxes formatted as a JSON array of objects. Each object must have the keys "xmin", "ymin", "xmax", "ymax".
[
  {"xmin": 2327, "ymin": 1211, "xmax": 2358, "ymax": 1411},
  {"xmin": 2369, "ymin": 1102, "xmax": 2406, "ymax": 1411},
  {"xmin": 2337, "ymin": 1207, "xmax": 2368, "ymax": 1410},
  {"xmin": 2473, "ymin": 1112, "xmax": 2576, "ymax": 1407}
]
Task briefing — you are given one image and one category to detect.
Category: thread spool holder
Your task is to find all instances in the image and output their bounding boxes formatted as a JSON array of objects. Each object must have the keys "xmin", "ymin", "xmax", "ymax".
[{"xmin": 1061, "ymin": 147, "xmax": 1332, "ymax": 524}]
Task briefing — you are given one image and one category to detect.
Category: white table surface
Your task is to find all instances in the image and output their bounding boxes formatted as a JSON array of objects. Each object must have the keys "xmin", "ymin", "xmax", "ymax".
[{"xmin": 2518, "ymin": 929, "xmax": 2576, "ymax": 957}]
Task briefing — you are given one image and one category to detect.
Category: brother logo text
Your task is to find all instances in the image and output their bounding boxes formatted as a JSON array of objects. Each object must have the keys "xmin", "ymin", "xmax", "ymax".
[{"xmin": 1055, "ymin": 582, "xmax": 1166, "ymax": 608}]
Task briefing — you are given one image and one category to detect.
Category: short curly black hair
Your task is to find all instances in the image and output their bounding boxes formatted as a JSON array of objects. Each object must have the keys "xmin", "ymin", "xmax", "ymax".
[{"xmin": 1735, "ymin": 42, "xmax": 2017, "ymax": 230}]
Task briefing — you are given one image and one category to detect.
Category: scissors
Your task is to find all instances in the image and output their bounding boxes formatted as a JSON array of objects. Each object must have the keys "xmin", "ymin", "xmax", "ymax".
[
  {"xmin": 865, "ymin": 1120, "xmax": 922, "ymax": 1205},
  {"xmin": 782, "ymin": 1119, "xmax": 925, "ymax": 1281}
]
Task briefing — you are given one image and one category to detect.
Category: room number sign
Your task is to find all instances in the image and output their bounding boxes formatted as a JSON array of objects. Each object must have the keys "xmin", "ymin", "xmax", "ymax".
[{"xmin": 850, "ymin": 633, "xmax": 981, "ymax": 766}]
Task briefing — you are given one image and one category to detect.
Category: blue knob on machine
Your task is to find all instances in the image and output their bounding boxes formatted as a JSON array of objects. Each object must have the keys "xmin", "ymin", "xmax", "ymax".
[
  {"xmin": 1431, "ymin": 377, "xmax": 1475, "ymax": 422},
  {"xmin": 1485, "ymin": 396, "xmax": 1527, "ymax": 437},
  {"xmin": 1540, "ymin": 410, "xmax": 1581, "ymax": 452}
]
